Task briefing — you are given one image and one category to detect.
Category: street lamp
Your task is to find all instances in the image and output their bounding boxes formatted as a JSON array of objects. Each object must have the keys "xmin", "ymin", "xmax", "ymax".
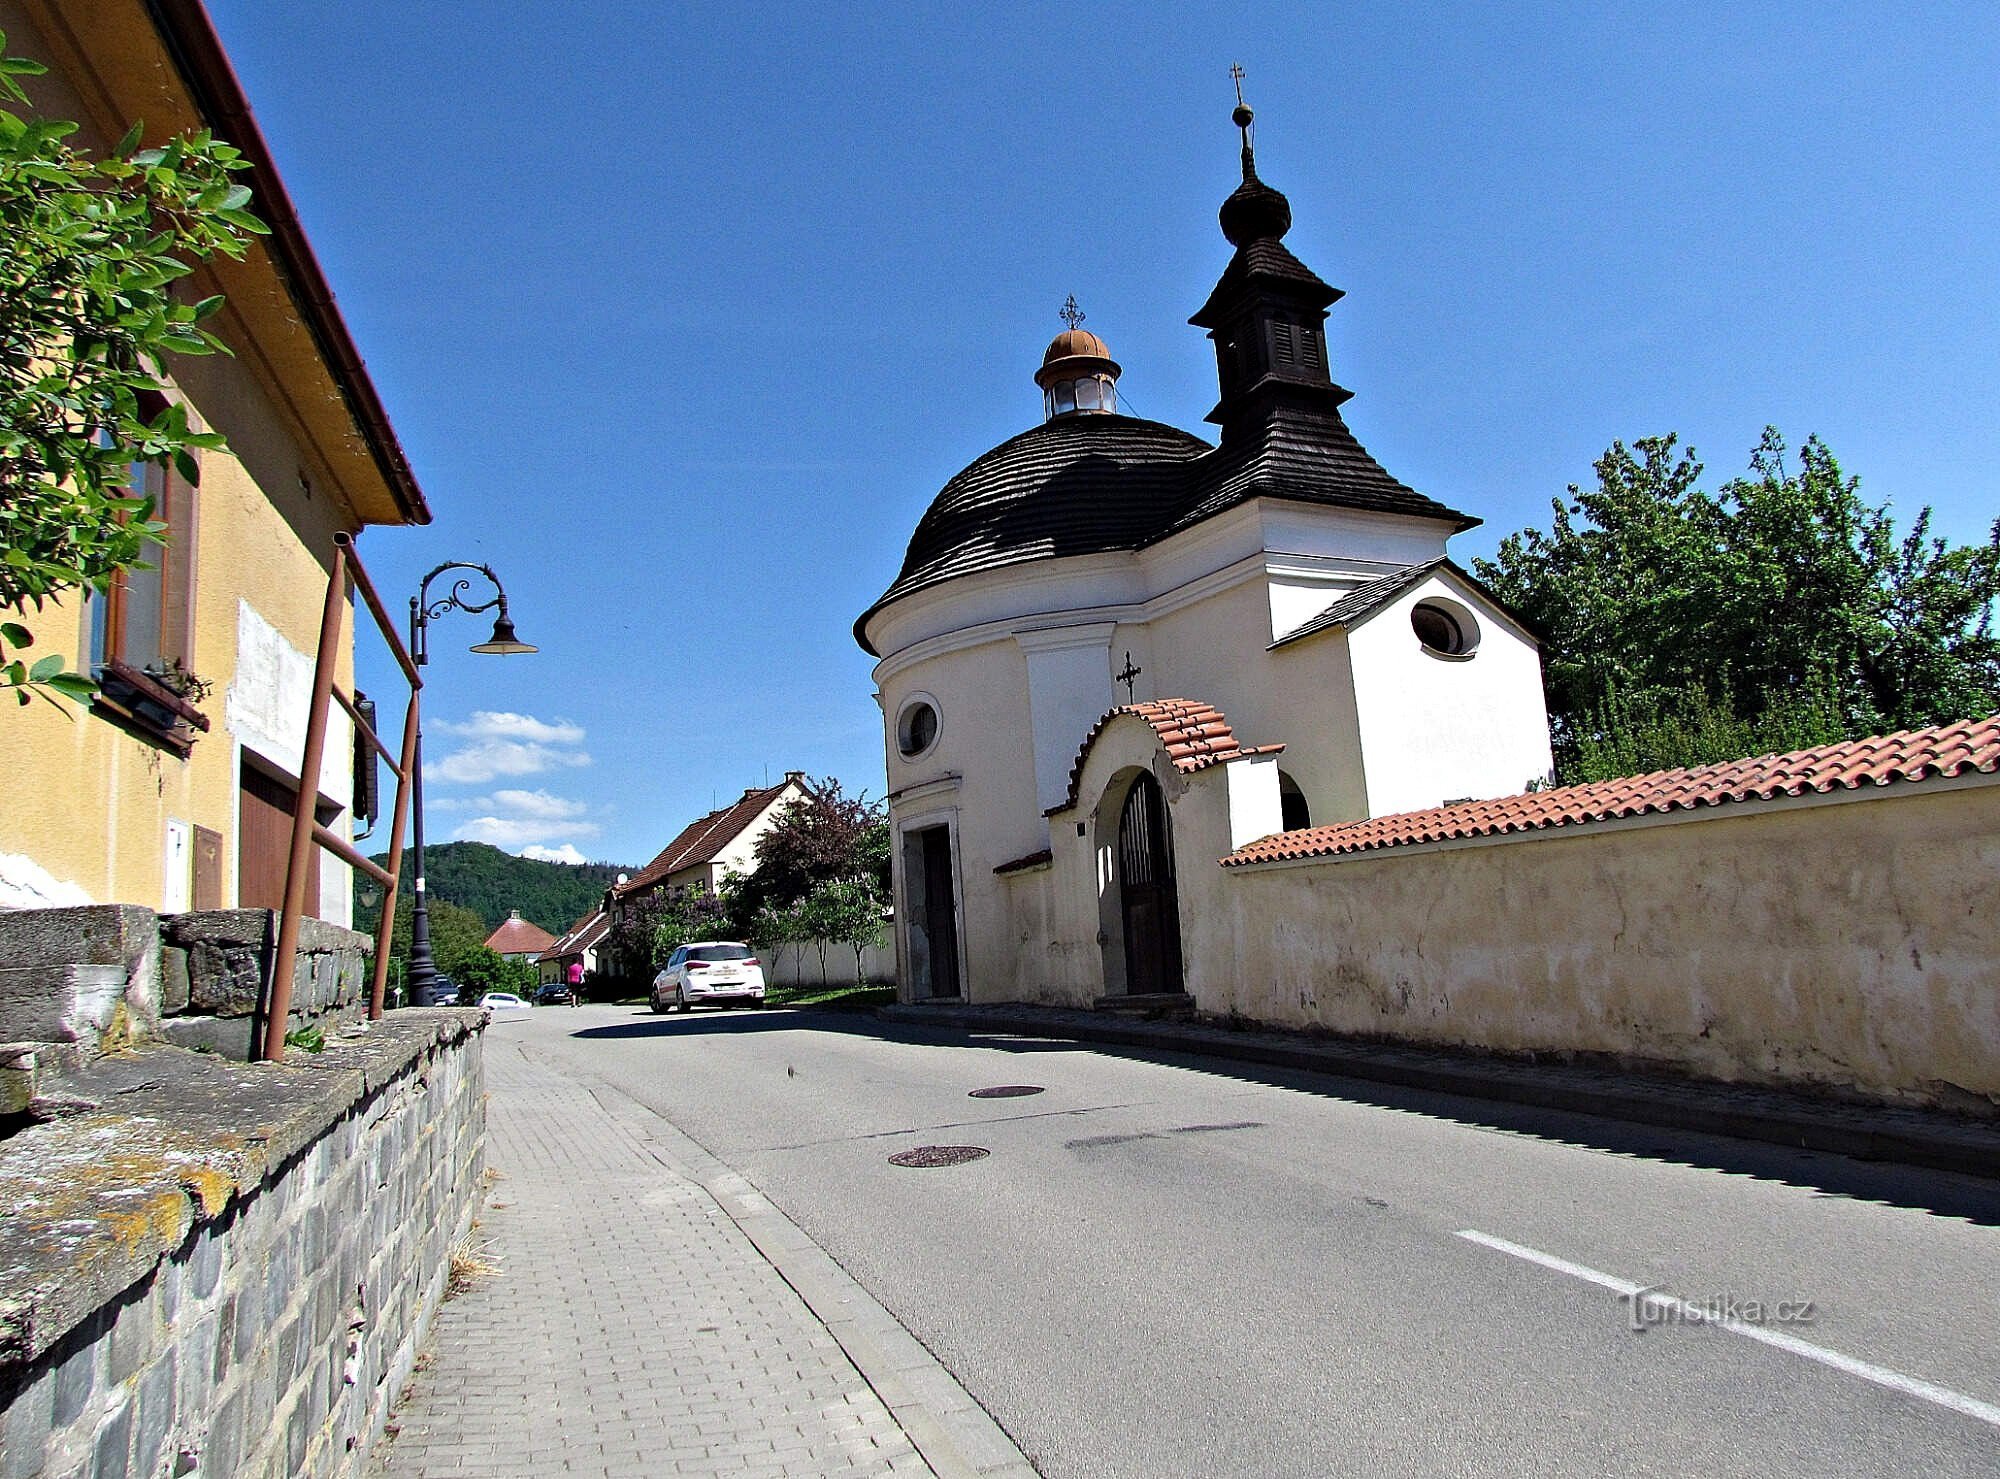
[{"xmin": 405, "ymin": 562, "xmax": 536, "ymax": 1006}]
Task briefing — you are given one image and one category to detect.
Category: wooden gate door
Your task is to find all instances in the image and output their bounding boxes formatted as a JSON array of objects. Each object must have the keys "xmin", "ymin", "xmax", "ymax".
[{"xmin": 1118, "ymin": 773, "xmax": 1183, "ymax": 995}]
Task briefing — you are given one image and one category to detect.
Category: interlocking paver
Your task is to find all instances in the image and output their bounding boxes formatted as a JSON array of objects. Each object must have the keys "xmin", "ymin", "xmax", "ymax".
[{"xmin": 370, "ymin": 1040, "xmax": 933, "ymax": 1478}]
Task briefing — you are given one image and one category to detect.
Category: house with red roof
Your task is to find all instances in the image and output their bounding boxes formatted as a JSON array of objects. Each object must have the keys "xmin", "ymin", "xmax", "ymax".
[
  {"xmin": 613, "ymin": 774, "xmax": 810, "ymax": 906},
  {"xmin": 484, "ymin": 910, "xmax": 557, "ymax": 963},
  {"xmin": 536, "ymin": 906, "xmax": 611, "ymax": 985}
]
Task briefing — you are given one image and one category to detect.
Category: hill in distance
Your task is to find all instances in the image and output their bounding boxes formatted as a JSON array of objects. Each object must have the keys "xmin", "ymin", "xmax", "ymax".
[{"xmin": 353, "ymin": 840, "xmax": 633, "ymax": 939}]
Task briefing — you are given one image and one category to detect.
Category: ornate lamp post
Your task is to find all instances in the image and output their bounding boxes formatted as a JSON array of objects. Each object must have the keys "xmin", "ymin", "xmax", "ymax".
[{"xmin": 405, "ymin": 562, "xmax": 536, "ymax": 1006}]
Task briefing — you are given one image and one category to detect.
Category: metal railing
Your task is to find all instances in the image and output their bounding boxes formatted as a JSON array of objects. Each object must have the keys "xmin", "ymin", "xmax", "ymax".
[{"xmin": 263, "ymin": 532, "xmax": 421, "ymax": 1061}]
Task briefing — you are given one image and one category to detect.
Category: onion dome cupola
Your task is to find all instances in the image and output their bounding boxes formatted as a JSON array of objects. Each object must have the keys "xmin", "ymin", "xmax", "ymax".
[
  {"xmin": 1035, "ymin": 296, "xmax": 1121, "ymax": 419},
  {"xmin": 1190, "ymin": 83, "xmax": 1351, "ymax": 436}
]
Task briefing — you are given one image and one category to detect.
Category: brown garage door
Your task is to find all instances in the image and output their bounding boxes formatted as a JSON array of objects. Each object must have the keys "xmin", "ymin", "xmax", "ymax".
[{"xmin": 239, "ymin": 761, "xmax": 334, "ymax": 916}]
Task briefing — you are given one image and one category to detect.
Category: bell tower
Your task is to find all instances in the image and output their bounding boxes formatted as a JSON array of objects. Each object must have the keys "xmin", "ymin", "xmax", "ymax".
[{"xmin": 1188, "ymin": 75, "xmax": 1352, "ymax": 440}]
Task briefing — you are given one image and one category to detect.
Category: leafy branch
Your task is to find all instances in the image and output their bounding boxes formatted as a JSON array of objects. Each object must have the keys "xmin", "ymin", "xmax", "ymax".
[{"xmin": 0, "ymin": 29, "xmax": 266, "ymax": 708}]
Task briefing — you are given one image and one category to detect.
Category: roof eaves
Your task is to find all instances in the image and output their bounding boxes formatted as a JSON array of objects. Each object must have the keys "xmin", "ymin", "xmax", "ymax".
[{"xmin": 146, "ymin": 0, "xmax": 430, "ymax": 525}]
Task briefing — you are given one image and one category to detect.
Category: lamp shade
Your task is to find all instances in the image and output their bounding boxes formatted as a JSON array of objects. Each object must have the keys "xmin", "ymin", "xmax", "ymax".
[{"xmin": 469, "ymin": 613, "xmax": 537, "ymax": 656}]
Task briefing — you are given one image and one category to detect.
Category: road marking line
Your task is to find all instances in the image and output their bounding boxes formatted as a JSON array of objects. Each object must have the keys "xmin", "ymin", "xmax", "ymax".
[{"xmin": 1455, "ymin": 1229, "xmax": 2000, "ymax": 1431}]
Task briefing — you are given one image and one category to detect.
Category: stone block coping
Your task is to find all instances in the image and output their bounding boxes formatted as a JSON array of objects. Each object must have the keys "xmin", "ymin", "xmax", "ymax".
[{"xmin": 0, "ymin": 1009, "xmax": 485, "ymax": 1370}]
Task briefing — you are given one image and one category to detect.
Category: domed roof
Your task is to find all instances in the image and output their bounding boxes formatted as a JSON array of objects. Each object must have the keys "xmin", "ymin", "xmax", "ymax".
[
  {"xmin": 1036, "ymin": 327, "xmax": 1122, "ymax": 390},
  {"xmin": 1219, "ymin": 170, "xmax": 1292, "ymax": 247},
  {"xmin": 1042, "ymin": 328, "xmax": 1113, "ymax": 366},
  {"xmin": 854, "ymin": 415, "xmax": 1211, "ymax": 653}
]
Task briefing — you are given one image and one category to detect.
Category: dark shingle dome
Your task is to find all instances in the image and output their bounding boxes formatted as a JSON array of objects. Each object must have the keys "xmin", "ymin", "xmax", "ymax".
[
  {"xmin": 853, "ymin": 100, "xmax": 1479, "ymax": 658},
  {"xmin": 855, "ymin": 416, "xmax": 1211, "ymax": 651}
]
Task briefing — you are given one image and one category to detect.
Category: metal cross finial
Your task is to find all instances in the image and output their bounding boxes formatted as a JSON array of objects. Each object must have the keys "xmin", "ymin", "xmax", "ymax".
[
  {"xmin": 1230, "ymin": 63, "xmax": 1246, "ymax": 106},
  {"xmin": 1060, "ymin": 295, "xmax": 1086, "ymax": 331},
  {"xmin": 1116, "ymin": 651, "xmax": 1143, "ymax": 703}
]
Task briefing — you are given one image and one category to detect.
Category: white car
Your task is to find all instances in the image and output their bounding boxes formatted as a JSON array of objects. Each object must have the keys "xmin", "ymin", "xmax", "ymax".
[
  {"xmin": 479, "ymin": 991, "xmax": 531, "ymax": 1015},
  {"xmin": 651, "ymin": 942, "xmax": 766, "ymax": 1012}
]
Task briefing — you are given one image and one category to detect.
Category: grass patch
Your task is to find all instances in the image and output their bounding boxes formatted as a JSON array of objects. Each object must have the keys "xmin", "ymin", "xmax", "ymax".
[{"xmin": 765, "ymin": 982, "xmax": 898, "ymax": 1012}]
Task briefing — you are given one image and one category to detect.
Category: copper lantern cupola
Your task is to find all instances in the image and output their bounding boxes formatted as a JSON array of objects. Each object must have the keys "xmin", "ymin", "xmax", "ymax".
[{"xmin": 1035, "ymin": 299, "xmax": 1121, "ymax": 419}]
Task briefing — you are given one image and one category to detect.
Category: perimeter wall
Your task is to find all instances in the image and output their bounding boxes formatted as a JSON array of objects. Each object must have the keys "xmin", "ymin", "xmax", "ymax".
[{"xmin": 1202, "ymin": 776, "xmax": 2000, "ymax": 1112}]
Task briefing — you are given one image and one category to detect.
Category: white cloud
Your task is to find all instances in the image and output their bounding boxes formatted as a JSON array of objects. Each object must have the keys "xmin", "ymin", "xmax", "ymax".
[
  {"xmin": 429, "ymin": 741, "xmax": 591, "ymax": 785},
  {"xmin": 428, "ymin": 710, "xmax": 590, "ymax": 784},
  {"xmin": 436, "ymin": 710, "xmax": 585, "ymax": 745},
  {"xmin": 438, "ymin": 786, "xmax": 600, "ymax": 854}
]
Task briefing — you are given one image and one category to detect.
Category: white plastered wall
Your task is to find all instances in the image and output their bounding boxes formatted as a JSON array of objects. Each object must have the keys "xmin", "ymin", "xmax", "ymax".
[{"xmin": 1345, "ymin": 570, "xmax": 1554, "ymax": 816}]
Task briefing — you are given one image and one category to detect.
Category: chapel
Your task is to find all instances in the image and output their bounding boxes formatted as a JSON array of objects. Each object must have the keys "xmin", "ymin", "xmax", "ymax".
[{"xmin": 856, "ymin": 97, "xmax": 1554, "ymax": 1006}]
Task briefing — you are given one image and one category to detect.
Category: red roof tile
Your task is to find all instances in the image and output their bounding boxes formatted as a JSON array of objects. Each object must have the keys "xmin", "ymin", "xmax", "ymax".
[
  {"xmin": 1223, "ymin": 714, "xmax": 2000, "ymax": 867},
  {"xmin": 538, "ymin": 907, "xmax": 611, "ymax": 962},
  {"xmin": 615, "ymin": 779, "xmax": 800, "ymax": 898},
  {"xmin": 993, "ymin": 848, "xmax": 1054, "ymax": 875},
  {"xmin": 1049, "ymin": 699, "xmax": 1284, "ymax": 815},
  {"xmin": 485, "ymin": 913, "xmax": 558, "ymax": 954}
]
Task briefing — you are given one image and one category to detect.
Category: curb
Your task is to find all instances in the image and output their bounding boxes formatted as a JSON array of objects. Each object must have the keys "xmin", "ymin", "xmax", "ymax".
[
  {"xmin": 878, "ymin": 1003, "xmax": 2000, "ymax": 1181},
  {"xmin": 582, "ymin": 1076, "xmax": 1038, "ymax": 1479}
]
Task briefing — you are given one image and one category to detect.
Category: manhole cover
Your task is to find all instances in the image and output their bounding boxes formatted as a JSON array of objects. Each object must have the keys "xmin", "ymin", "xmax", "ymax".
[
  {"xmin": 888, "ymin": 1145, "xmax": 991, "ymax": 1168},
  {"xmin": 968, "ymin": 1085, "xmax": 1045, "ymax": 1099}
]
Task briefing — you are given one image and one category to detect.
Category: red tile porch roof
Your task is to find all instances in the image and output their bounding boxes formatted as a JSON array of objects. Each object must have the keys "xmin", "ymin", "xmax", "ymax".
[
  {"xmin": 1049, "ymin": 699, "xmax": 1284, "ymax": 816},
  {"xmin": 1223, "ymin": 714, "xmax": 2000, "ymax": 868}
]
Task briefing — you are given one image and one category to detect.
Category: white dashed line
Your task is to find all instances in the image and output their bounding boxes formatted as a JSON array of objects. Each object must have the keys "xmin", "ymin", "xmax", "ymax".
[{"xmin": 1456, "ymin": 1228, "xmax": 2000, "ymax": 1431}]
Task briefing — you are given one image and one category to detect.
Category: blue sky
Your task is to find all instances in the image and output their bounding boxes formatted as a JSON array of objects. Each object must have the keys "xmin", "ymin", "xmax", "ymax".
[{"xmin": 203, "ymin": 0, "xmax": 2000, "ymax": 870}]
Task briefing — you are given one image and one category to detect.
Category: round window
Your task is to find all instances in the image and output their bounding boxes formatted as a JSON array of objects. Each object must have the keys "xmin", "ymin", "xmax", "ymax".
[
  {"xmin": 897, "ymin": 699, "xmax": 939, "ymax": 757},
  {"xmin": 1411, "ymin": 601, "xmax": 1478, "ymax": 656}
]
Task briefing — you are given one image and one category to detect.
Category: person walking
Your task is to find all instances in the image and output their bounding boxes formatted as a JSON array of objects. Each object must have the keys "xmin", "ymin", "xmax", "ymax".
[{"xmin": 566, "ymin": 958, "xmax": 585, "ymax": 1006}]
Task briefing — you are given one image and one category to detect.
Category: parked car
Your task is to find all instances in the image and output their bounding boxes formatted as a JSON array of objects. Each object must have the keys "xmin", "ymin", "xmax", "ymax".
[
  {"xmin": 479, "ymin": 991, "xmax": 530, "ymax": 1015},
  {"xmin": 651, "ymin": 942, "xmax": 766, "ymax": 1013},
  {"xmin": 534, "ymin": 982, "xmax": 575, "ymax": 1006}
]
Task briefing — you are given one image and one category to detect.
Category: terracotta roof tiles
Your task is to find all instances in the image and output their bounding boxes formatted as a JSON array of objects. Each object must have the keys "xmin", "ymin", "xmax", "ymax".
[
  {"xmin": 1223, "ymin": 714, "xmax": 2000, "ymax": 867},
  {"xmin": 1050, "ymin": 699, "xmax": 1284, "ymax": 815},
  {"xmin": 615, "ymin": 780, "xmax": 799, "ymax": 898},
  {"xmin": 485, "ymin": 913, "xmax": 557, "ymax": 955}
]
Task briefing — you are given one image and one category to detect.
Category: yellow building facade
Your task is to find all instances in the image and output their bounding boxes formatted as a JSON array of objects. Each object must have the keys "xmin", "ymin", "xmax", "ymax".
[{"xmin": 0, "ymin": 0, "xmax": 430, "ymax": 920}]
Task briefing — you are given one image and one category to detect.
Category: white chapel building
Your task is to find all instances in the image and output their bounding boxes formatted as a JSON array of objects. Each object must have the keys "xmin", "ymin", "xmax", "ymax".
[{"xmin": 856, "ymin": 102, "xmax": 1553, "ymax": 1006}]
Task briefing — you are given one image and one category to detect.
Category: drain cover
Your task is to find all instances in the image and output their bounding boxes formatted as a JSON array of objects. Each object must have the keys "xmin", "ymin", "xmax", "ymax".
[
  {"xmin": 968, "ymin": 1085, "xmax": 1044, "ymax": 1099},
  {"xmin": 888, "ymin": 1145, "xmax": 990, "ymax": 1168}
]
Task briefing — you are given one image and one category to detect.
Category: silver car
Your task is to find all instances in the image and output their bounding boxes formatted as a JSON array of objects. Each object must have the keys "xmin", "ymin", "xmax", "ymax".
[{"xmin": 650, "ymin": 942, "xmax": 766, "ymax": 1012}]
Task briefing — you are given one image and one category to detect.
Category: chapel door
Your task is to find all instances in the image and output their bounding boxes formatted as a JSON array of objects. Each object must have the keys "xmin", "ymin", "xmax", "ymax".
[
  {"xmin": 919, "ymin": 825, "xmax": 960, "ymax": 998},
  {"xmin": 1118, "ymin": 773, "xmax": 1183, "ymax": 995}
]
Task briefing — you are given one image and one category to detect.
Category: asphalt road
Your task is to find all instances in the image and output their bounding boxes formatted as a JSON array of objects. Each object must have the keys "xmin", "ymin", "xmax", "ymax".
[{"xmin": 493, "ymin": 1003, "xmax": 2000, "ymax": 1478}]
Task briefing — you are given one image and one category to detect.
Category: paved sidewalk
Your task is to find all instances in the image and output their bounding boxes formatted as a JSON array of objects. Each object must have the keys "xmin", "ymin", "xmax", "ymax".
[{"xmin": 372, "ymin": 1036, "xmax": 948, "ymax": 1478}]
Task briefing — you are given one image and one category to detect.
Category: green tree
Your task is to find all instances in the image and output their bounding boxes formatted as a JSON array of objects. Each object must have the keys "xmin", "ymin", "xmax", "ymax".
[
  {"xmin": 816, "ymin": 876, "xmax": 886, "ymax": 986},
  {"xmin": 450, "ymin": 946, "xmax": 536, "ymax": 1005},
  {"xmin": 732, "ymin": 778, "xmax": 886, "ymax": 924},
  {"xmin": 361, "ymin": 892, "xmax": 490, "ymax": 985},
  {"xmin": 1475, "ymin": 429, "xmax": 2000, "ymax": 781},
  {"xmin": 0, "ymin": 31, "xmax": 266, "ymax": 706}
]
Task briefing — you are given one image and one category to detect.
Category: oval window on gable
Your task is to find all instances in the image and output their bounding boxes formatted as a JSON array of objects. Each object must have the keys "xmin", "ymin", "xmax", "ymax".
[
  {"xmin": 1412, "ymin": 599, "xmax": 1479, "ymax": 658},
  {"xmin": 897, "ymin": 698, "xmax": 940, "ymax": 757}
]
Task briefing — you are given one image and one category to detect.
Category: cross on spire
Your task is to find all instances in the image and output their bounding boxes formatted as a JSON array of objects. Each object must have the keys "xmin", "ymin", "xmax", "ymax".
[
  {"xmin": 1230, "ymin": 62, "xmax": 1255, "ymax": 162},
  {"xmin": 1059, "ymin": 294, "xmax": 1086, "ymax": 332},
  {"xmin": 1116, "ymin": 651, "xmax": 1143, "ymax": 703}
]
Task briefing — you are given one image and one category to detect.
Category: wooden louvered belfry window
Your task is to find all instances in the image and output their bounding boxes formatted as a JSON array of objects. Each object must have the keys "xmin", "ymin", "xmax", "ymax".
[{"xmin": 1269, "ymin": 317, "xmax": 1323, "ymax": 376}]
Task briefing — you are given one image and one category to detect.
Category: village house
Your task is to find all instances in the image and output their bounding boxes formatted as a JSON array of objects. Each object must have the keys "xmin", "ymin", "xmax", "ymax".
[
  {"xmin": 484, "ymin": 909, "xmax": 556, "ymax": 964},
  {"xmin": 537, "ymin": 904, "xmax": 611, "ymax": 986},
  {"xmin": 603, "ymin": 774, "xmax": 810, "ymax": 970},
  {"xmin": 0, "ymin": 0, "xmax": 429, "ymax": 923}
]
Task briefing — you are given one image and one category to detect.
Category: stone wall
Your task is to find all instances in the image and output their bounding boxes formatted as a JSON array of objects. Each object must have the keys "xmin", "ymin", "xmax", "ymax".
[
  {"xmin": 0, "ymin": 906, "xmax": 374, "ymax": 1116},
  {"xmin": 0, "ymin": 1009, "xmax": 487, "ymax": 1478}
]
